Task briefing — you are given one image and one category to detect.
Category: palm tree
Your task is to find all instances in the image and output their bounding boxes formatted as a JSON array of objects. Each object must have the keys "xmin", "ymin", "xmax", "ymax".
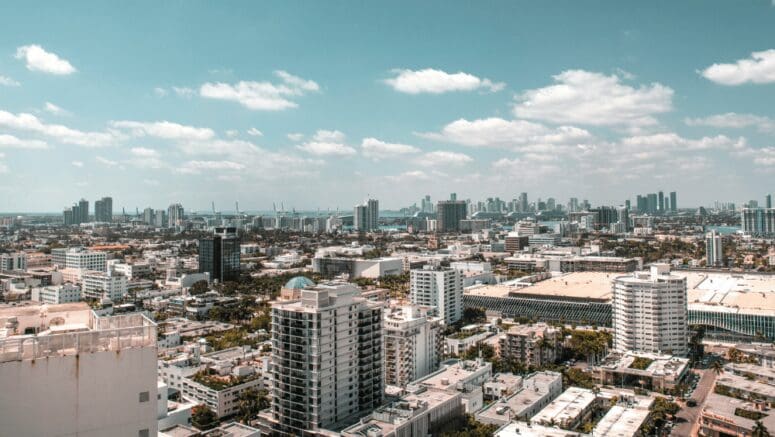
[
  {"xmin": 711, "ymin": 359, "xmax": 724, "ymax": 375},
  {"xmin": 752, "ymin": 421, "xmax": 771, "ymax": 437}
]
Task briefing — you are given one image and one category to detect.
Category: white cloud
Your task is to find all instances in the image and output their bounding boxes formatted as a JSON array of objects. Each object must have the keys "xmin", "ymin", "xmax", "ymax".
[
  {"xmin": 173, "ymin": 87, "xmax": 196, "ymax": 98},
  {"xmin": 177, "ymin": 139, "xmax": 260, "ymax": 157},
  {"xmin": 513, "ymin": 70, "xmax": 673, "ymax": 126},
  {"xmin": 685, "ymin": 112, "xmax": 775, "ymax": 133},
  {"xmin": 153, "ymin": 87, "xmax": 168, "ymax": 97},
  {"xmin": 110, "ymin": 120, "xmax": 215, "ymax": 141},
  {"xmin": 416, "ymin": 150, "xmax": 473, "ymax": 167},
  {"xmin": 701, "ymin": 50, "xmax": 775, "ymax": 85},
  {"xmin": 71, "ymin": 160, "xmax": 83, "ymax": 167},
  {"xmin": 313, "ymin": 130, "xmax": 346, "ymax": 143},
  {"xmin": 287, "ymin": 133, "xmax": 304, "ymax": 141},
  {"xmin": 419, "ymin": 117, "xmax": 592, "ymax": 147},
  {"xmin": 177, "ymin": 160, "xmax": 245, "ymax": 174},
  {"xmin": 385, "ymin": 170, "xmax": 431, "ymax": 182},
  {"xmin": 275, "ymin": 70, "xmax": 320, "ymax": 92},
  {"xmin": 247, "ymin": 128, "xmax": 263, "ymax": 137},
  {"xmin": 0, "ymin": 75, "xmax": 20, "ymax": 87},
  {"xmin": 96, "ymin": 156, "xmax": 118, "ymax": 167},
  {"xmin": 0, "ymin": 134, "xmax": 48, "ymax": 149},
  {"xmin": 297, "ymin": 142, "xmax": 356, "ymax": 156},
  {"xmin": 0, "ymin": 110, "xmax": 115, "ymax": 147},
  {"xmin": 130, "ymin": 147, "xmax": 159, "ymax": 157},
  {"xmin": 200, "ymin": 71, "xmax": 319, "ymax": 111},
  {"xmin": 14, "ymin": 45, "xmax": 76, "ymax": 75},
  {"xmin": 225, "ymin": 129, "xmax": 239, "ymax": 138},
  {"xmin": 385, "ymin": 68, "xmax": 504, "ymax": 94},
  {"xmin": 361, "ymin": 138, "xmax": 420, "ymax": 160},
  {"xmin": 44, "ymin": 102, "xmax": 69, "ymax": 116},
  {"xmin": 620, "ymin": 133, "xmax": 743, "ymax": 151}
]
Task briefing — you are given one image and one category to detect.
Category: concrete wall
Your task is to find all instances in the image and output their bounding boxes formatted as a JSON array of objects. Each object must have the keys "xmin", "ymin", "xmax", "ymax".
[{"xmin": 0, "ymin": 347, "xmax": 158, "ymax": 437}]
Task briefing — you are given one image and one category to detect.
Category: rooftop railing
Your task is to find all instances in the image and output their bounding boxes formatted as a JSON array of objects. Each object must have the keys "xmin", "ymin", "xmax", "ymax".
[{"xmin": 0, "ymin": 311, "xmax": 156, "ymax": 363}]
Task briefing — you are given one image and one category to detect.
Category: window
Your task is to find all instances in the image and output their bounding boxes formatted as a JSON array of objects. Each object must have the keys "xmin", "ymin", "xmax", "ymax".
[{"xmin": 139, "ymin": 391, "xmax": 150, "ymax": 403}]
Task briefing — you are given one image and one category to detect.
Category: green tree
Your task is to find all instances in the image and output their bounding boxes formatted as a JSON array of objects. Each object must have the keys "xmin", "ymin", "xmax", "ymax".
[
  {"xmin": 752, "ymin": 421, "xmax": 771, "ymax": 437},
  {"xmin": 191, "ymin": 404, "xmax": 218, "ymax": 430},
  {"xmin": 711, "ymin": 359, "xmax": 724, "ymax": 375},
  {"xmin": 237, "ymin": 388, "xmax": 270, "ymax": 424},
  {"xmin": 190, "ymin": 280, "xmax": 209, "ymax": 296}
]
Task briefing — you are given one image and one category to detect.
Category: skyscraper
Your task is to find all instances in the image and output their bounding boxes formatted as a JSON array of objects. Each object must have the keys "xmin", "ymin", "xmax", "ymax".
[
  {"xmin": 94, "ymin": 196, "xmax": 113, "ymax": 222},
  {"xmin": 705, "ymin": 230, "xmax": 724, "ymax": 267},
  {"xmin": 436, "ymin": 200, "xmax": 467, "ymax": 232},
  {"xmin": 519, "ymin": 192, "xmax": 528, "ymax": 213},
  {"xmin": 167, "ymin": 203, "xmax": 184, "ymax": 227},
  {"xmin": 613, "ymin": 265, "xmax": 688, "ymax": 356},
  {"xmin": 270, "ymin": 282, "xmax": 383, "ymax": 435},
  {"xmin": 198, "ymin": 227, "xmax": 240, "ymax": 282},
  {"xmin": 658, "ymin": 191, "xmax": 664, "ymax": 212},
  {"xmin": 78, "ymin": 199, "xmax": 89, "ymax": 223},
  {"xmin": 741, "ymin": 208, "xmax": 775, "ymax": 236},
  {"xmin": 670, "ymin": 191, "xmax": 677, "ymax": 212},
  {"xmin": 767, "ymin": 194, "xmax": 772, "ymax": 209},
  {"xmin": 383, "ymin": 305, "xmax": 443, "ymax": 388},
  {"xmin": 142, "ymin": 207, "xmax": 154, "ymax": 225},
  {"xmin": 353, "ymin": 199, "xmax": 379, "ymax": 232},
  {"xmin": 646, "ymin": 193, "xmax": 658, "ymax": 214}
]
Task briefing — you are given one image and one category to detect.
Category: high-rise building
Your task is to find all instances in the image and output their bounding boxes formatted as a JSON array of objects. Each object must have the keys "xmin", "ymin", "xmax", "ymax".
[
  {"xmin": 0, "ymin": 252, "xmax": 27, "ymax": 272},
  {"xmin": 657, "ymin": 191, "xmax": 664, "ymax": 212},
  {"xmin": 613, "ymin": 264, "xmax": 688, "ymax": 356},
  {"xmin": 670, "ymin": 191, "xmax": 677, "ymax": 212},
  {"xmin": 0, "ymin": 304, "xmax": 158, "ymax": 436},
  {"xmin": 94, "ymin": 196, "xmax": 113, "ymax": 222},
  {"xmin": 705, "ymin": 230, "xmax": 724, "ymax": 267},
  {"xmin": 646, "ymin": 193, "xmax": 658, "ymax": 214},
  {"xmin": 767, "ymin": 194, "xmax": 773, "ymax": 209},
  {"xmin": 741, "ymin": 208, "xmax": 775, "ymax": 236},
  {"xmin": 153, "ymin": 209, "xmax": 167, "ymax": 228},
  {"xmin": 167, "ymin": 203, "xmax": 185, "ymax": 227},
  {"xmin": 198, "ymin": 227, "xmax": 240, "ymax": 282},
  {"xmin": 436, "ymin": 200, "xmax": 467, "ymax": 232},
  {"xmin": 270, "ymin": 282, "xmax": 383, "ymax": 435},
  {"xmin": 519, "ymin": 192, "xmax": 528, "ymax": 213},
  {"xmin": 410, "ymin": 265, "xmax": 464, "ymax": 325},
  {"xmin": 353, "ymin": 199, "xmax": 379, "ymax": 232},
  {"xmin": 142, "ymin": 207, "xmax": 154, "ymax": 225},
  {"xmin": 616, "ymin": 206, "xmax": 630, "ymax": 232},
  {"xmin": 383, "ymin": 305, "xmax": 443, "ymax": 388},
  {"xmin": 568, "ymin": 197, "xmax": 579, "ymax": 213},
  {"xmin": 78, "ymin": 198, "xmax": 89, "ymax": 223},
  {"xmin": 421, "ymin": 195, "xmax": 433, "ymax": 213}
]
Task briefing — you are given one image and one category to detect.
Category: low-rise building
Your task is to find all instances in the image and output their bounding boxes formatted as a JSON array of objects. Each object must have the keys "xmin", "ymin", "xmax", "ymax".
[
  {"xmin": 82, "ymin": 270, "xmax": 128, "ymax": 301},
  {"xmin": 476, "ymin": 371, "xmax": 563, "ymax": 424},
  {"xmin": 594, "ymin": 352, "xmax": 689, "ymax": 393},
  {"xmin": 30, "ymin": 283, "xmax": 81, "ymax": 304},
  {"xmin": 531, "ymin": 386, "xmax": 599, "ymax": 430},
  {"xmin": 498, "ymin": 323, "xmax": 560, "ymax": 368}
]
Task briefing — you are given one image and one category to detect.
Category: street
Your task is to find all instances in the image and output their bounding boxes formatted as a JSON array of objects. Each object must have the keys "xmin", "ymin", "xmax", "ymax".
[{"xmin": 670, "ymin": 369, "xmax": 717, "ymax": 437}]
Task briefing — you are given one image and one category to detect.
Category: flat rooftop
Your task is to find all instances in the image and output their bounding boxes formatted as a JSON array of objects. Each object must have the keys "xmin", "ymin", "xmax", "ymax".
[
  {"xmin": 702, "ymin": 392, "xmax": 775, "ymax": 432},
  {"xmin": 512, "ymin": 272, "xmax": 618, "ymax": 301},
  {"xmin": 495, "ymin": 422, "xmax": 585, "ymax": 437},
  {"xmin": 531, "ymin": 387, "xmax": 597, "ymax": 425},
  {"xmin": 683, "ymin": 272, "xmax": 775, "ymax": 315},
  {"xmin": 415, "ymin": 359, "xmax": 491, "ymax": 391}
]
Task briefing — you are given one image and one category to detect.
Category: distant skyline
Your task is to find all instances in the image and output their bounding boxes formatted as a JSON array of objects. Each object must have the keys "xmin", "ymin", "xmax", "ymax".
[{"xmin": 1, "ymin": 1, "xmax": 775, "ymax": 212}]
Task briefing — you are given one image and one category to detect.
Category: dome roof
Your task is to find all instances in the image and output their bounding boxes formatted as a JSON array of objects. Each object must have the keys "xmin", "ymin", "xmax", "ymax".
[{"xmin": 284, "ymin": 276, "xmax": 315, "ymax": 290}]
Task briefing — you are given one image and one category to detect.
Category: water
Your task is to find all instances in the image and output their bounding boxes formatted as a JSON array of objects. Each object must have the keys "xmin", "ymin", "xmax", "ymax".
[{"xmin": 705, "ymin": 225, "xmax": 740, "ymax": 235}]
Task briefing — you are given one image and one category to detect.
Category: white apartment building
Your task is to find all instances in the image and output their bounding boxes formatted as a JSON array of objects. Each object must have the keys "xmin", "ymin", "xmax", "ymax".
[
  {"xmin": 0, "ymin": 303, "xmax": 158, "ymax": 437},
  {"xmin": 0, "ymin": 252, "xmax": 27, "ymax": 272},
  {"xmin": 383, "ymin": 305, "xmax": 443, "ymax": 388},
  {"xmin": 52, "ymin": 247, "xmax": 107, "ymax": 271},
  {"xmin": 705, "ymin": 230, "xmax": 724, "ymax": 267},
  {"xmin": 31, "ymin": 283, "xmax": 81, "ymax": 304},
  {"xmin": 82, "ymin": 270, "xmax": 129, "ymax": 301},
  {"xmin": 110, "ymin": 261, "xmax": 152, "ymax": 280},
  {"xmin": 613, "ymin": 264, "xmax": 688, "ymax": 356},
  {"xmin": 270, "ymin": 282, "xmax": 383, "ymax": 435},
  {"xmin": 410, "ymin": 265, "xmax": 464, "ymax": 325}
]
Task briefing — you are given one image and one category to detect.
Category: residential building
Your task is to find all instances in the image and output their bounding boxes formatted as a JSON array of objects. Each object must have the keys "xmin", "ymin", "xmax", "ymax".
[
  {"xmin": 312, "ymin": 256, "xmax": 403, "ymax": 279},
  {"xmin": 594, "ymin": 352, "xmax": 689, "ymax": 392},
  {"xmin": 94, "ymin": 196, "xmax": 113, "ymax": 222},
  {"xmin": 383, "ymin": 305, "xmax": 443, "ymax": 388},
  {"xmin": 199, "ymin": 227, "xmax": 240, "ymax": 282},
  {"xmin": 741, "ymin": 207, "xmax": 775, "ymax": 236},
  {"xmin": 168, "ymin": 203, "xmax": 185, "ymax": 227},
  {"xmin": 670, "ymin": 191, "xmax": 677, "ymax": 211},
  {"xmin": 0, "ymin": 252, "xmax": 27, "ymax": 272},
  {"xmin": 82, "ymin": 270, "xmax": 129, "ymax": 301},
  {"xmin": 31, "ymin": 283, "xmax": 81, "ymax": 304},
  {"xmin": 0, "ymin": 303, "xmax": 158, "ymax": 437},
  {"xmin": 51, "ymin": 247, "xmax": 107, "ymax": 271},
  {"xmin": 270, "ymin": 282, "xmax": 383, "ymax": 435},
  {"xmin": 436, "ymin": 200, "xmax": 467, "ymax": 233},
  {"xmin": 499, "ymin": 323, "xmax": 560, "ymax": 368},
  {"xmin": 612, "ymin": 264, "xmax": 688, "ymax": 356},
  {"xmin": 705, "ymin": 229, "xmax": 724, "ymax": 267},
  {"xmin": 354, "ymin": 198, "xmax": 379, "ymax": 232},
  {"xmin": 475, "ymin": 371, "xmax": 563, "ymax": 424},
  {"xmin": 410, "ymin": 265, "xmax": 464, "ymax": 325}
]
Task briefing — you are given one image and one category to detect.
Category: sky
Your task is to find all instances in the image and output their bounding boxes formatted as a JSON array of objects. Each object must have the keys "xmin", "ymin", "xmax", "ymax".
[{"xmin": 1, "ymin": 1, "xmax": 775, "ymax": 213}]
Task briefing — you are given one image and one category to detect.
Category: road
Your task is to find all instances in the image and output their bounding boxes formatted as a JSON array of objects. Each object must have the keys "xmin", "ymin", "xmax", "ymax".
[{"xmin": 670, "ymin": 369, "xmax": 717, "ymax": 437}]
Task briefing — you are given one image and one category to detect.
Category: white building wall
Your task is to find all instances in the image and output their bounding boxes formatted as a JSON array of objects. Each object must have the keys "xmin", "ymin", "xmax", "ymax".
[{"xmin": 0, "ymin": 347, "xmax": 158, "ymax": 437}]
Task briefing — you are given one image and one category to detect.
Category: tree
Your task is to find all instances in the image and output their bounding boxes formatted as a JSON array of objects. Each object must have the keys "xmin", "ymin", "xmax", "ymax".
[
  {"xmin": 752, "ymin": 421, "xmax": 771, "ymax": 437},
  {"xmin": 711, "ymin": 359, "xmax": 724, "ymax": 375},
  {"xmin": 191, "ymin": 404, "xmax": 218, "ymax": 430},
  {"xmin": 190, "ymin": 280, "xmax": 209, "ymax": 296},
  {"xmin": 237, "ymin": 388, "xmax": 270, "ymax": 424}
]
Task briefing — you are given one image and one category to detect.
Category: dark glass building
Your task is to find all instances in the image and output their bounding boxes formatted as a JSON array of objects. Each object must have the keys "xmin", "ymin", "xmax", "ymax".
[{"xmin": 199, "ymin": 227, "xmax": 240, "ymax": 282}]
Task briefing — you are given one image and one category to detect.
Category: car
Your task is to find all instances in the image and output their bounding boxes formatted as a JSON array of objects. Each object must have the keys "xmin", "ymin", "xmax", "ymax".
[{"xmin": 687, "ymin": 399, "xmax": 697, "ymax": 407}]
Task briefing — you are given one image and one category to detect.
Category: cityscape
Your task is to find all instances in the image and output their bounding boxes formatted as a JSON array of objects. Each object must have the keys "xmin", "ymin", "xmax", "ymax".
[{"xmin": 2, "ymin": 2, "xmax": 775, "ymax": 437}]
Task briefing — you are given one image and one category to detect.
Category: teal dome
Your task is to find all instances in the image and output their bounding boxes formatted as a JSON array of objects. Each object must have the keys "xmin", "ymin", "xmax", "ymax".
[{"xmin": 284, "ymin": 276, "xmax": 315, "ymax": 289}]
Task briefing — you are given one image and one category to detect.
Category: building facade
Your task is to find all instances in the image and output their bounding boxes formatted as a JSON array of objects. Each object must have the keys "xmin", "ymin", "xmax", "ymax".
[
  {"xmin": 383, "ymin": 305, "xmax": 443, "ymax": 387},
  {"xmin": 198, "ymin": 227, "xmax": 240, "ymax": 282},
  {"xmin": 705, "ymin": 230, "xmax": 724, "ymax": 267},
  {"xmin": 612, "ymin": 265, "xmax": 688, "ymax": 356},
  {"xmin": 270, "ymin": 283, "xmax": 383, "ymax": 435},
  {"xmin": 436, "ymin": 200, "xmax": 467, "ymax": 233},
  {"xmin": 410, "ymin": 265, "xmax": 464, "ymax": 325}
]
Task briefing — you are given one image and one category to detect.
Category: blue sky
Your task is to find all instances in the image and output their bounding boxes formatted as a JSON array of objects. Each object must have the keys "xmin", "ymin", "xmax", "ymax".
[{"xmin": 1, "ymin": 1, "xmax": 774, "ymax": 212}]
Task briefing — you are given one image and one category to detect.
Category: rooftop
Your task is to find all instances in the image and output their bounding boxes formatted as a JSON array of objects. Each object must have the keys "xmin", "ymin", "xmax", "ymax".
[
  {"xmin": 531, "ymin": 387, "xmax": 597, "ymax": 425},
  {"xmin": 684, "ymin": 272, "xmax": 775, "ymax": 315},
  {"xmin": 702, "ymin": 392, "xmax": 775, "ymax": 432},
  {"xmin": 511, "ymin": 272, "xmax": 618, "ymax": 301}
]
